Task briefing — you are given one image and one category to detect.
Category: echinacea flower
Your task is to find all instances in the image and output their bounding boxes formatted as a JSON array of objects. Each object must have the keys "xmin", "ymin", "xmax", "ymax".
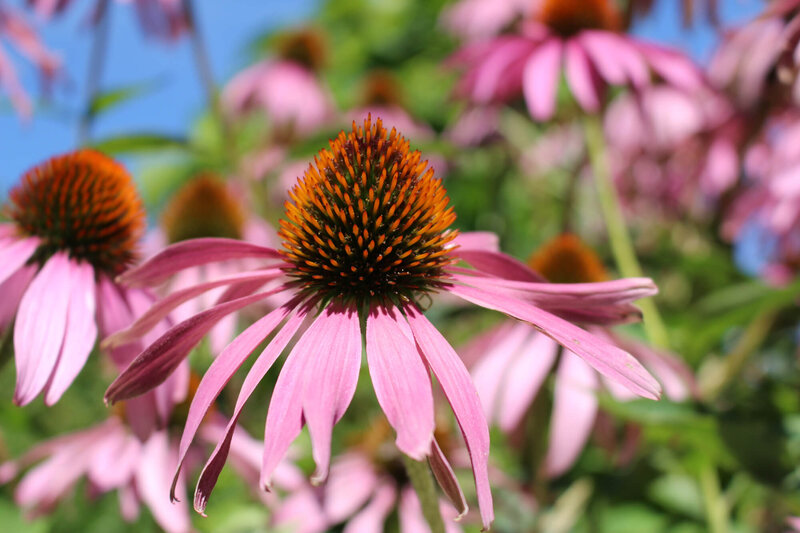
[
  {"xmin": 26, "ymin": 0, "xmax": 187, "ymax": 41},
  {"xmin": 222, "ymin": 28, "xmax": 333, "ymax": 139},
  {"xmin": 146, "ymin": 175, "xmax": 279, "ymax": 353},
  {"xmin": 0, "ymin": 4, "xmax": 60, "ymax": 116},
  {"xmin": 710, "ymin": 0, "xmax": 800, "ymax": 108},
  {"xmin": 104, "ymin": 117, "xmax": 661, "ymax": 530},
  {"xmin": 451, "ymin": 0, "xmax": 703, "ymax": 120},
  {"xmin": 466, "ymin": 234, "xmax": 694, "ymax": 476},
  {"xmin": 440, "ymin": 0, "xmax": 534, "ymax": 42},
  {"xmin": 0, "ymin": 150, "xmax": 187, "ymax": 408}
]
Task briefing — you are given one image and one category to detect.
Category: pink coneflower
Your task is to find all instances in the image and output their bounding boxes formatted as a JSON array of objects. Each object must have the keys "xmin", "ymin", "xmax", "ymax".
[
  {"xmin": 710, "ymin": 0, "xmax": 800, "ymax": 108},
  {"xmin": 604, "ymin": 86, "xmax": 742, "ymax": 217},
  {"xmin": 441, "ymin": 0, "xmax": 534, "ymax": 42},
  {"xmin": 0, "ymin": 4, "xmax": 60, "ymax": 116},
  {"xmin": 0, "ymin": 414, "xmax": 193, "ymax": 533},
  {"xmin": 723, "ymin": 113, "xmax": 800, "ymax": 283},
  {"xmin": 0, "ymin": 150, "xmax": 187, "ymax": 408},
  {"xmin": 466, "ymin": 234, "xmax": 694, "ymax": 476},
  {"xmin": 451, "ymin": 0, "xmax": 703, "ymax": 120},
  {"xmin": 222, "ymin": 28, "xmax": 333, "ymax": 139},
  {"xmin": 26, "ymin": 0, "xmax": 187, "ymax": 41},
  {"xmin": 145, "ymin": 174, "xmax": 280, "ymax": 353},
  {"xmin": 104, "ymin": 117, "xmax": 661, "ymax": 530}
]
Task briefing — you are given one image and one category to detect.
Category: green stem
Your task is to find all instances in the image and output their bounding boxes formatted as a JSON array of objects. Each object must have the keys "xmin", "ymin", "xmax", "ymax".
[
  {"xmin": 402, "ymin": 455, "xmax": 446, "ymax": 533},
  {"xmin": 583, "ymin": 115, "xmax": 669, "ymax": 349},
  {"xmin": 699, "ymin": 462, "xmax": 729, "ymax": 533},
  {"xmin": 78, "ymin": 0, "xmax": 111, "ymax": 145}
]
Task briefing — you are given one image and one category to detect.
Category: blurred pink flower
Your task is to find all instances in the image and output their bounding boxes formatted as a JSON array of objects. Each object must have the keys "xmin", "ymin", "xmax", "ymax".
[
  {"xmin": 451, "ymin": 0, "xmax": 703, "ymax": 120},
  {"xmin": 0, "ymin": 4, "xmax": 59, "ymax": 116},
  {"xmin": 143, "ymin": 175, "xmax": 281, "ymax": 354},
  {"xmin": 222, "ymin": 60, "xmax": 333, "ymax": 138},
  {"xmin": 27, "ymin": 0, "xmax": 187, "ymax": 41},
  {"xmin": 464, "ymin": 233, "xmax": 694, "ymax": 476},
  {"xmin": 102, "ymin": 118, "xmax": 660, "ymax": 531},
  {"xmin": 0, "ymin": 417, "xmax": 192, "ymax": 533},
  {"xmin": 441, "ymin": 0, "xmax": 535, "ymax": 42},
  {"xmin": 605, "ymin": 86, "xmax": 743, "ymax": 218},
  {"xmin": 0, "ymin": 150, "xmax": 189, "ymax": 412},
  {"xmin": 710, "ymin": 0, "xmax": 800, "ymax": 108}
]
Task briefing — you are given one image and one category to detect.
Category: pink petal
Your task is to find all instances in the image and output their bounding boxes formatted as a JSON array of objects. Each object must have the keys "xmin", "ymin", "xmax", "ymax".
[
  {"xmin": 637, "ymin": 41, "xmax": 703, "ymax": 91},
  {"xmin": 0, "ymin": 264, "xmax": 35, "ymax": 330},
  {"xmin": 14, "ymin": 253, "xmax": 72, "ymax": 406},
  {"xmin": 497, "ymin": 331, "xmax": 559, "ymax": 432},
  {"xmin": 88, "ymin": 431, "xmax": 140, "ymax": 490},
  {"xmin": 564, "ymin": 39, "xmax": 601, "ymax": 112},
  {"xmin": 324, "ymin": 453, "xmax": 380, "ymax": 523},
  {"xmin": 343, "ymin": 482, "xmax": 396, "ymax": 533},
  {"xmin": 544, "ymin": 352, "xmax": 598, "ymax": 477},
  {"xmin": 450, "ymin": 251, "xmax": 545, "ymax": 282},
  {"xmin": 180, "ymin": 301, "xmax": 305, "ymax": 508},
  {"xmin": 405, "ymin": 305, "xmax": 493, "ymax": 530},
  {"xmin": 450, "ymin": 231, "xmax": 499, "ymax": 253},
  {"xmin": 105, "ymin": 288, "xmax": 284, "ymax": 404},
  {"xmin": 118, "ymin": 238, "xmax": 281, "ymax": 288},
  {"xmin": 303, "ymin": 306, "xmax": 363, "ymax": 484},
  {"xmin": 0, "ymin": 236, "xmax": 38, "ymax": 285},
  {"xmin": 366, "ymin": 306, "xmax": 435, "ymax": 460},
  {"xmin": 445, "ymin": 283, "xmax": 661, "ymax": 400},
  {"xmin": 43, "ymin": 260, "xmax": 98, "ymax": 405},
  {"xmin": 523, "ymin": 37, "xmax": 563, "ymax": 120},
  {"xmin": 429, "ymin": 438, "xmax": 468, "ymax": 518},
  {"xmin": 580, "ymin": 31, "xmax": 626, "ymax": 85},
  {"xmin": 136, "ymin": 431, "xmax": 192, "ymax": 533},
  {"xmin": 103, "ymin": 268, "xmax": 282, "ymax": 348},
  {"xmin": 398, "ymin": 488, "xmax": 463, "ymax": 533}
]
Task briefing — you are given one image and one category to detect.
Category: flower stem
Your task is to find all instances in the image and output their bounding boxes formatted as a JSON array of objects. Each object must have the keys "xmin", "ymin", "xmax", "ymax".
[
  {"xmin": 699, "ymin": 462, "xmax": 729, "ymax": 533},
  {"xmin": 78, "ymin": 0, "xmax": 111, "ymax": 145},
  {"xmin": 583, "ymin": 115, "xmax": 670, "ymax": 349},
  {"xmin": 180, "ymin": 0, "xmax": 236, "ymax": 163},
  {"xmin": 402, "ymin": 455, "xmax": 446, "ymax": 533}
]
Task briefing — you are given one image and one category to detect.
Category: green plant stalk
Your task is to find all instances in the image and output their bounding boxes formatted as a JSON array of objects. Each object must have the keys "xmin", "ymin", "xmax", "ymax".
[
  {"xmin": 583, "ymin": 115, "xmax": 670, "ymax": 349},
  {"xmin": 78, "ymin": 0, "xmax": 111, "ymax": 145},
  {"xmin": 699, "ymin": 462, "xmax": 729, "ymax": 533},
  {"xmin": 402, "ymin": 455, "xmax": 446, "ymax": 533}
]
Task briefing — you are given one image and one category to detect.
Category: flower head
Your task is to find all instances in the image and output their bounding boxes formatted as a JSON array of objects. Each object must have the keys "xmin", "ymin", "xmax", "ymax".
[
  {"xmin": 0, "ymin": 150, "xmax": 168, "ymax": 407},
  {"xmin": 105, "ymin": 117, "xmax": 661, "ymax": 531},
  {"xmin": 538, "ymin": 0, "xmax": 621, "ymax": 36},
  {"xmin": 161, "ymin": 175, "xmax": 247, "ymax": 243},
  {"xmin": 279, "ymin": 121, "xmax": 456, "ymax": 306}
]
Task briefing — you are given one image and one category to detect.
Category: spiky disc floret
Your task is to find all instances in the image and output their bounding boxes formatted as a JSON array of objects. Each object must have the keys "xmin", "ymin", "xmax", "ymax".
[
  {"xmin": 7, "ymin": 150, "xmax": 145, "ymax": 274},
  {"xmin": 161, "ymin": 175, "xmax": 246, "ymax": 243},
  {"xmin": 279, "ymin": 117, "xmax": 458, "ymax": 307},
  {"xmin": 528, "ymin": 233, "xmax": 608, "ymax": 284}
]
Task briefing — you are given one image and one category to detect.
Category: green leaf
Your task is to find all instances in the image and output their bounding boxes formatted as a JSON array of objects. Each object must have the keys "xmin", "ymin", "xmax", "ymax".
[
  {"xmin": 90, "ymin": 134, "xmax": 188, "ymax": 155},
  {"xmin": 87, "ymin": 79, "xmax": 164, "ymax": 118}
]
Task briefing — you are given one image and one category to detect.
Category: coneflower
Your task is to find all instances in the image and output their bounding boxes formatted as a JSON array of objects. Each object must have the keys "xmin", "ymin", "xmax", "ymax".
[{"xmin": 104, "ymin": 117, "xmax": 661, "ymax": 529}]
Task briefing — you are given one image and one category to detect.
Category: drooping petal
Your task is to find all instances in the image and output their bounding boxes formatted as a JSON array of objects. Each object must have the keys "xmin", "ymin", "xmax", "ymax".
[
  {"xmin": 14, "ymin": 253, "xmax": 72, "ymax": 406},
  {"xmin": 0, "ymin": 264, "xmax": 36, "ymax": 330},
  {"xmin": 105, "ymin": 288, "xmax": 283, "ymax": 404},
  {"xmin": 44, "ymin": 260, "xmax": 98, "ymax": 405},
  {"xmin": 324, "ymin": 453, "xmax": 380, "ymax": 523},
  {"xmin": 0, "ymin": 236, "xmax": 38, "ymax": 286},
  {"xmin": 172, "ymin": 297, "xmax": 301, "ymax": 500},
  {"xmin": 544, "ymin": 352, "xmax": 598, "ymax": 477},
  {"xmin": 405, "ymin": 305, "xmax": 493, "ymax": 530},
  {"xmin": 450, "ymin": 251, "xmax": 545, "ymax": 282},
  {"xmin": 187, "ymin": 307, "xmax": 307, "ymax": 511},
  {"xmin": 118, "ymin": 238, "xmax": 281, "ymax": 288},
  {"xmin": 429, "ymin": 438, "xmax": 468, "ymax": 518},
  {"xmin": 342, "ymin": 482, "xmax": 396, "ymax": 533},
  {"xmin": 450, "ymin": 231, "xmax": 499, "ymax": 253},
  {"xmin": 565, "ymin": 39, "xmax": 601, "ymax": 112},
  {"xmin": 136, "ymin": 431, "xmax": 192, "ymax": 533},
  {"xmin": 446, "ymin": 283, "xmax": 661, "ymax": 400},
  {"xmin": 104, "ymin": 268, "xmax": 283, "ymax": 348},
  {"xmin": 497, "ymin": 331, "xmax": 559, "ymax": 432},
  {"xmin": 303, "ymin": 305, "xmax": 363, "ymax": 484},
  {"xmin": 366, "ymin": 306, "xmax": 435, "ymax": 460},
  {"xmin": 523, "ymin": 38, "xmax": 563, "ymax": 120}
]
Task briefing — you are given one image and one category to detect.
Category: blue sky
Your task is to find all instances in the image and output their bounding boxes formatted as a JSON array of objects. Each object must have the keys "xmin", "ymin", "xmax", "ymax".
[{"xmin": 0, "ymin": 0, "xmax": 764, "ymax": 193}]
